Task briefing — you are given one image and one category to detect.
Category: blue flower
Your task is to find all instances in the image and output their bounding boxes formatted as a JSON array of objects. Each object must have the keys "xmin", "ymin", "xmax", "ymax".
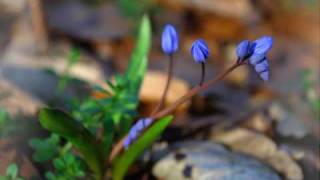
[
  {"xmin": 248, "ymin": 36, "xmax": 273, "ymax": 81},
  {"xmin": 236, "ymin": 40, "xmax": 252, "ymax": 62},
  {"xmin": 191, "ymin": 39, "xmax": 209, "ymax": 63},
  {"xmin": 124, "ymin": 118, "xmax": 153, "ymax": 149},
  {"xmin": 252, "ymin": 36, "xmax": 273, "ymax": 55},
  {"xmin": 235, "ymin": 36, "xmax": 273, "ymax": 81},
  {"xmin": 162, "ymin": 24, "xmax": 179, "ymax": 55}
]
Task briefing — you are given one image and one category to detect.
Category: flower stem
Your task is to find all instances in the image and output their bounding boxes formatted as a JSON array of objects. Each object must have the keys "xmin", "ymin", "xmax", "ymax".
[
  {"xmin": 151, "ymin": 54, "xmax": 174, "ymax": 115},
  {"xmin": 199, "ymin": 62, "xmax": 205, "ymax": 86},
  {"xmin": 151, "ymin": 62, "xmax": 241, "ymax": 119},
  {"xmin": 108, "ymin": 61, "xmax": 243, "ymax": 162}
]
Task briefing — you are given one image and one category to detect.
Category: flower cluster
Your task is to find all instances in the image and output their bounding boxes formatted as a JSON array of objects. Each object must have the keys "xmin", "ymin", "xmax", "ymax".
[
  {"xmin": 124, "ymin": 118, "xmax": 152, "ymax": 149},
  {"xmin": 236, "ymin": 36, "xmax": 273, "ymax": 81},
  {"xmin": 124, "ymin": 25, "xmax": 274, "ymax": 149}
]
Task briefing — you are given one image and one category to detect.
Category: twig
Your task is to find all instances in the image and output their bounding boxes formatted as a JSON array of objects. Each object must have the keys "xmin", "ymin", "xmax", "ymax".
[
  {"xmin": 108, "ymin": 61, "xmax": 243, "ymax": 162},
  {"xmin": 151, "ymin": 54, "xmax": 174, "ymax": 115}
]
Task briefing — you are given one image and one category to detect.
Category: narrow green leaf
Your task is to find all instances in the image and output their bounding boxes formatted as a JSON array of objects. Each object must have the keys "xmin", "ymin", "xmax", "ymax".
[
  {"xmin": 101, "ymin": 118, "xmax": 115, "ymax": 158},
  {"xmin": 125, "ymin": 15, "xmax": 151, "ymax": 93},
  {"xmin": 39, "ymin": 108, "xmax": 103, "ymax": 180},
  {"xmin": 112, "ymin": 116, "xmax": 173, "ymax": 180}
]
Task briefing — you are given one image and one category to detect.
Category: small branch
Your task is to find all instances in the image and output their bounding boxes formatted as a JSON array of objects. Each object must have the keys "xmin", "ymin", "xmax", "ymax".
[
  {"xmin": 199, "ymin": 62, "xmax": 205, "ymax": 86},
  {"xmin": 151, "ymin": 62, "xmax": 241, "ymax": 119},
  {"xmin": 108, "ymin": 61, "xmax": 243, "ymax": 162},
  {"xmin": 151, "ymin": 54, "xmax": 174, "ymax": 115}
]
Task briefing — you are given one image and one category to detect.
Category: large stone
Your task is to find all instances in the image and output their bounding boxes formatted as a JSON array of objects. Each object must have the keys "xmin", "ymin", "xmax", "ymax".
[
  {"xmin": 153, "ymin": 141, "xmax": 281, "ymax": 180},
  {"xmin": 213, "ymin": 128, "xmax": 303, "ymax": 180},
  {"xmin": 0, "ymin": 78, "xmax": 42, "ymax": 115}
]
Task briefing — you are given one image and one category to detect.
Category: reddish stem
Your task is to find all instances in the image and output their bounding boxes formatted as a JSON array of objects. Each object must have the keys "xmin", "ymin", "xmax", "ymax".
[
  {"xmin": 151, "ymin": 54, "xmax": 174, "ymax": 115},
  {"xmin": 108, "ymin": 61, "xmax": 243, "ymax": 162}
]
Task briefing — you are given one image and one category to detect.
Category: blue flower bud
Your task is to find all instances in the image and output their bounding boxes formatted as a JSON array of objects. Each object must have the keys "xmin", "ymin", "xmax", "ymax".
[
  {"xmin": 161, "ymin": 24, "xmax": 179, "ymax": 55},
  {"xmin": 191, "ymin": 39, "xmax": 209, "ymax": 63},
  {"xmin": 124, "ymin": 118, "xmax": 153, "ymax": 149},
  {"xmin": 252, "ymin": 36, "xmax": 273, "ymax": 55},
  {"xmin": 236, "ymin": 40, "xmax": 253, "ymax": 62}
]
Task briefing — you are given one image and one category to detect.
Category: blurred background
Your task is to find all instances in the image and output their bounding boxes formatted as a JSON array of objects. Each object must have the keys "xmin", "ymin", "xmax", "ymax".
[{"xmin": 0, "ymin": 0, "xmax": 319, "ymax": 179}]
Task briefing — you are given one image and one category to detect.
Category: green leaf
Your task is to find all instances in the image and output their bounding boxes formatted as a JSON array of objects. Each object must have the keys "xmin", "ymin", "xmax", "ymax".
[
  {"xmin": 29, "ymin": 134, "xmax": 60, "ymax": 162},
  {"xmin": 39, "ymin": 108, "xmax": 103, "ymax": 180},
  {"xmin": 125, "ymin": 15, "xmax": 151, "ymax": 94},
  {"xmin": 53, "ymin": 158, "xmax": 65, "ymax": 170},
  {"xmin": 6, "ymin": 163, "xmax": 18, "ymax": 179},
  {"xmin": 101, "ymin": 118, "xmax": 115, "ymax": 158},
  {"xmin": 111, "ymin": 116, "xmax": 173, "ymax": 180}
]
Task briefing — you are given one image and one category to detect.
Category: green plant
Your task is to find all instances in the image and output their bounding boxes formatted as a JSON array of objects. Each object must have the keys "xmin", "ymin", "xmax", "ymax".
[
  {"xmin": 29, "ymin": 134, "xmax": 61, "ymax": 163},
  {"xmin": 31, "ymin": 15, "xmax": 170, "ymax": 180},
  {"xmin": 0, "ymin": 163, "xmax": 24, "ymax": 180},
  {"xmin": 30, "ymin": 14, "xmax": 273, "ymax": 180}
]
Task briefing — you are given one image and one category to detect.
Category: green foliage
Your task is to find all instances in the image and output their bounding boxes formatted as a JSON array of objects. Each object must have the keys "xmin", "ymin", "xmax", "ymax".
[
  {"xmin": 125, "ymin": 15, "xmax": 151, "ymax": 90},
  {"xmin": 29, "ymin": 134, "xmax": 60, "ymax": 163},
  {"xmin": 39, "ymin": 108, "xmax": 103, "ymax": 180},
  {"xmin": 46, "ymin": 152, "xmax": 86, "ymax": 180},
  {"xmin": 74, "ymin": 15, "xmax": 151, "ymax": 140},
  {"xmin": 0, "ymin": 163, "xmax": 24, "ymax": 180},
  {"xmin": 30, "ymin": 134, "xmax": 87, "ymax": 180},
  {"xmin": 112, "ymin": 116, "xmax": 173, "ymax": 180},
  {"xmin": 34, "ymin": 15, "xmax": 154, "ymax": 180}
]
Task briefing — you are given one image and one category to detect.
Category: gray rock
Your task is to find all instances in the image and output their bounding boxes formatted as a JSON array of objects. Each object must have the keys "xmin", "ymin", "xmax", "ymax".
[
  {"xmin": 45, "ymin": 1, "xmax": 131, "ymax": 41},
  {"xmin": 270, "ymin": 102, "xmax": 309, "ymax": 138},
  {"xmin": 153, "ymin": 141, "xmax": 281, "ymax": 180}
]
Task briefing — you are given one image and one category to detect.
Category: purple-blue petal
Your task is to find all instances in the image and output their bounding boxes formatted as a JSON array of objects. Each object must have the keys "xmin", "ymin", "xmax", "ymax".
[
  {"xmin": 254, "ymin": 59, "xmax": 269, "ymax": 73},
  {"xmin": 253, "ymin": 36, "xmax": 273, "ymax": 55},
  {"xmin": 123, "ymin": 118, "xmax": 154, "ymax": 150},
  {"xmin": 135, "ymin": 119, "xmax": 145, "ymax": 131},
  {"xmin": 249, "ymin": 53, "xmax": 265, "ymax": 66},
  {"xmin": 144, "ymin": 118, "xmax": 152, "ymax": 127},
  {"xmin": 236, "ymin": 40, "xmax": 251, "ymax": 61},
  {"xmin": 161, "ymin": 24, "xmax": 179, "ymax": 55},
  {"xmin": 129, "ymin": 126, "xmax": 138, "ymax": 139},
  {"xmin": 124, "ymin": 137, "xmax": 131, "ymax": 149},
  {"xmin": 191, "ymin": 39, "xmax": 209, "ymax": 63},
  {"xmin": 259, "ymin": 71, "xmax": 269, "ymax": 81}
]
